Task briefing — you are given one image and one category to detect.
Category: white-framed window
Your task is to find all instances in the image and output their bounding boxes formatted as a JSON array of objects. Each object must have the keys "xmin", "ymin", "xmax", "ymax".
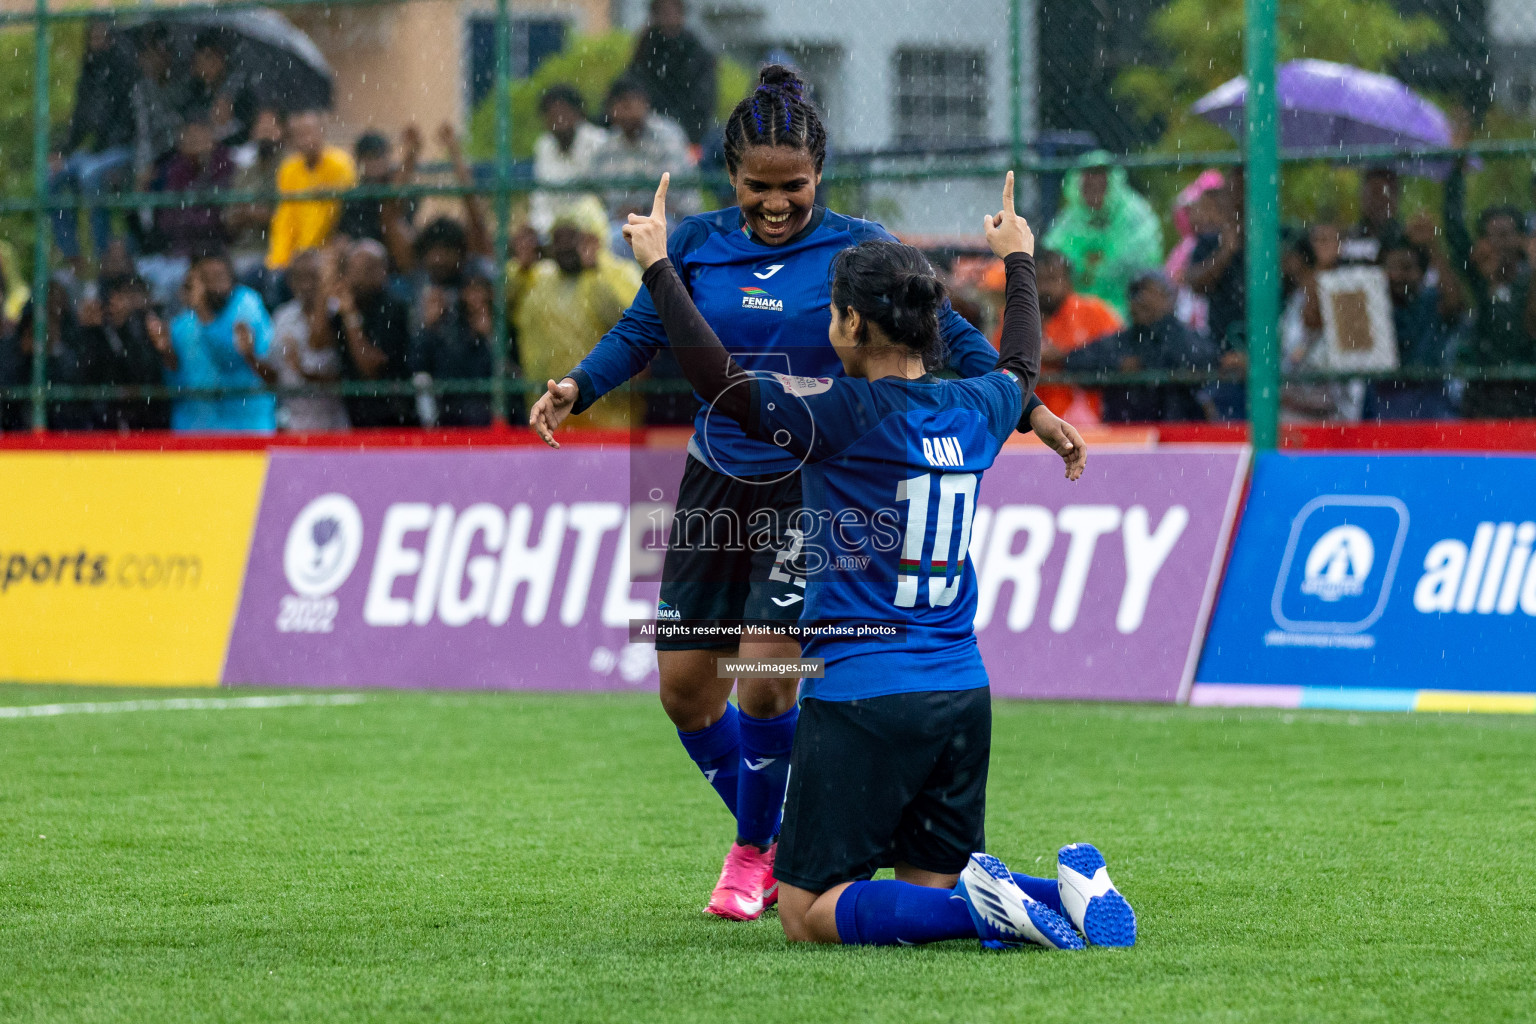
[{"xmin": 892, "ymin": 47, "xmax": 988, "ymax": 148}]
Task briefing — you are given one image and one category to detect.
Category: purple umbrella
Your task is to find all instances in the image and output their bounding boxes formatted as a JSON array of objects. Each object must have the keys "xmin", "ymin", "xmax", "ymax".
[{"xmin": 1192, "ymin": 59, "xmax": 1456, "ymax": 177}]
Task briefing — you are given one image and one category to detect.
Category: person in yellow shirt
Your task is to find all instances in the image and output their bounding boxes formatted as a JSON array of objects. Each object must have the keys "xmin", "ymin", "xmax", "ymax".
[
  {"xmin": 508, "ymin": 198, "xmax": 641, "ymax": 430},
  {"xmin": 0, "ymin": 239, "xmax": 30, "ymax": 328},
  {"xmin": 266, "ymin": 111, "xmax": 356, "ymax": 270}
]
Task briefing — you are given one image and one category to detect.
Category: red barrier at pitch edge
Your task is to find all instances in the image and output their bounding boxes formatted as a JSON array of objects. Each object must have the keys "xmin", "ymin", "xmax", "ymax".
[
  {"xmin": 2, "ymin": 419, "xmax": 1533, "ymax": 451},
  {"xmin": 0, "ymin": 426, "xmax": 637, "ymax": 451},
  {"xmin": 1155, "ymin": 419, "xmax": 1536, "ymax": 450}
]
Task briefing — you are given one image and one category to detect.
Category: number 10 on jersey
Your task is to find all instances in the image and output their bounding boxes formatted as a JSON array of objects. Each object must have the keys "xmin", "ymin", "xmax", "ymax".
[{"xmin": 894, "ymin": 472, "xmax": 978, "ymax": 609}]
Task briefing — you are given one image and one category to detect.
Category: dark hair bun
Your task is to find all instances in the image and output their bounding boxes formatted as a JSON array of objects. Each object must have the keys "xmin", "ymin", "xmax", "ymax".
[
  {"xmin": 830, "ymin": 241, "xmax": 948, "ymax": 369},
  {"xmin": 757, "ymin": 63, "xmax": 805, "ymax": 96},
  {"xmin": 899, "ymin": 273, "xmax": 944, "ymax": 311}
]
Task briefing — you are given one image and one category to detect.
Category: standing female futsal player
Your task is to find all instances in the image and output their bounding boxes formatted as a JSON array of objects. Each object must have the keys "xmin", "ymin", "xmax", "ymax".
[
  {"xmin": 531, "ymin": 67, "xmax": 1086, "ymax": 920},
  {"xmin": 621, "ymin": 171, "xmax": 1134, "ymax": 949}
]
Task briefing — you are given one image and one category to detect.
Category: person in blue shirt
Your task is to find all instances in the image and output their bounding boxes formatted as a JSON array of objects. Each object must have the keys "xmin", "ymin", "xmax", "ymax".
[
  {"xmin": 530, "ymin": 66, "xmax": 1086, "ymax": 921},
  {"xmin": 166, "ymin": 250, "xmax": 277, "ymax": 433},
  {"xmin": 621, "ymin": 171, "xmax": 1134, "ymax": 950}
]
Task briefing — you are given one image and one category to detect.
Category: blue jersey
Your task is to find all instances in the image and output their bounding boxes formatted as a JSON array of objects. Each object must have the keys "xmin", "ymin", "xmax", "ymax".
[
  {"xmin": 746, "ymin": 369, "xmax": 1025, "ymax": 701},
  {"xmin": 568, "ymin": 207, "xmax": 1001, "ymax": 476}
]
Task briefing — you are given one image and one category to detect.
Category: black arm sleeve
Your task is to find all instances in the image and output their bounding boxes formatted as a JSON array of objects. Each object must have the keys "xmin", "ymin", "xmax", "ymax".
[
  {"xmin": 996, "ymin": 251, "xmax": 1044, "ymax": 432},
  {"xmin": 641, "ymin": 258, "xmax": 753, "ymax": 424},
  {"xmin": 994, "ymin": 252, "xmax": 1042, "ymax": 394}
]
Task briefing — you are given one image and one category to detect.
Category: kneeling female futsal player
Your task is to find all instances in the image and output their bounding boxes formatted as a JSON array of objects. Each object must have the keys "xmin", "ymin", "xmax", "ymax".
[
  {"xmin": 530, "ymin": 65, "xmax": 1087, "ymax": 921},
  {"xmin": 621, "ymin": 172, "xmax": 1136, "ymax": 949}
]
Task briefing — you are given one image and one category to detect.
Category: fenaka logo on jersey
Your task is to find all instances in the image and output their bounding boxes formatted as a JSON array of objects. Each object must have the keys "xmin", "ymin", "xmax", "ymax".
[
  {"xmin": 770, "ymin": 373, "xmax": 834, "ymax": 396},
  {"xmin": 1266, "ymin": 494, "xmax": 1408, "ymax": 648},
  {"xmin": 740, "ymin": 286, "xmax": 784, "ymax": 312},
  {"xmin": 279, "ymin": 493, "xmax": 365, "ymax": 634}
]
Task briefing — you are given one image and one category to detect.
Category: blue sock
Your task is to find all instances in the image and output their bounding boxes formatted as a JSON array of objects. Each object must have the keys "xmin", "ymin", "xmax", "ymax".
[
  {"xmin": 1013, "ymin": 872, "xmax": 1063, "ymax": 914},
  {"xmin": 735, "ymin": 705, "xmax": 797, "ymax": 846},
  {"xmin": 833, "ymin": 880, "xmax": 977, "ymax": 946},
  {"xmin": 677, "ymin": 704, "xmax": 740, "ymax": 815}
]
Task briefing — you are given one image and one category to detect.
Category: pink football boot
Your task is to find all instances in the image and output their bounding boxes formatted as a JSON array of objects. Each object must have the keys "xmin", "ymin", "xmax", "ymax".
[
  {"xmin": 705, "ymin": 842, "xmax": 773, "ymax": 921},
  {"xmin": 761, "ymin": 843, "xmax": 779, "ymax": 909}
]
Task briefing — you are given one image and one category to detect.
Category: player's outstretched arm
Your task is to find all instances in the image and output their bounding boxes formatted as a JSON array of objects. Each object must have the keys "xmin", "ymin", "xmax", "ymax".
[
  {"xmin": 529, "ymin": 195, "xmax": 703, "ymax": 448},
  {"xmin": 984, "ymin": 171, "xmax": 1085, "ymax": 480},
  {"xmin": 624, "ymin": 175, "xmax": 754, "ymax": 424},
  {"xmin": 984, "ymin": 171, "xmax": 1041, "ymax": 397}
]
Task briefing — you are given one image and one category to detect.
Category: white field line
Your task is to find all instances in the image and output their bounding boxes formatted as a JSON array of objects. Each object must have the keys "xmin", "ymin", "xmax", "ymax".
[{"xmin": 0, "ymin": 693, "xmax": 367, "ymax": 721}]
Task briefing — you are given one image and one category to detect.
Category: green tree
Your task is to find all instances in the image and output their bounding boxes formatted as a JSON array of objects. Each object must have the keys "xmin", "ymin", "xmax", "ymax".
[
  {"xmin": 1115, "ymin": 0, "xmax": 1443, "ymax": 223},
  {"xmin": 0, "ymin": 23, "xmax": 84, "ymax": 280}
]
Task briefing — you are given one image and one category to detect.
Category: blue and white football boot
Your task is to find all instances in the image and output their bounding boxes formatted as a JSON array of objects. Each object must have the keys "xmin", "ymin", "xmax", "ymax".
[
  {"xmin": 955, "ymin": 853, "xmax": 1085, "ymax": 951},
  {"xmin": 1056, "ymin": 843, "xmax": 1137, "ymax": 947}
]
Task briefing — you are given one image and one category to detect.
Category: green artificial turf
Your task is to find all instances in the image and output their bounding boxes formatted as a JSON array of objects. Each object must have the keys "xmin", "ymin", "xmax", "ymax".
[{"xmin": 2, "ymin": 685, "xmax": 1534, "ymax": 1023}]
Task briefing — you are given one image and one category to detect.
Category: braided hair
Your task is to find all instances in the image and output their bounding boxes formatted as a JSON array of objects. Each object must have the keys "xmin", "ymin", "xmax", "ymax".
[
  {"xmin": 831, "ymin": 241, "xmax": 948, "ymax": 370},
  {"xmin": 722, "ymin": 64, "xmax": 828, "ymax": 175}
]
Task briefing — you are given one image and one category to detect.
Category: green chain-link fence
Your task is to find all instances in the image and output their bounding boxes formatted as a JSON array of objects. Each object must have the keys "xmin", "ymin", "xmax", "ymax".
[{"xmin": 6, "ymin": 0, "xmax": 1536, "ymax": 446}]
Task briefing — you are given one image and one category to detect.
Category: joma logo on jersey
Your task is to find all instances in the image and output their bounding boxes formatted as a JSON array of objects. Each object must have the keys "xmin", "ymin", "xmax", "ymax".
[
  {"xmin": 739, "ymin": 286, "xmax": 784, "ymax": 312},
  {"xmin": 922, "ymin": 436, "xmax": 966, "ymax": 468}
]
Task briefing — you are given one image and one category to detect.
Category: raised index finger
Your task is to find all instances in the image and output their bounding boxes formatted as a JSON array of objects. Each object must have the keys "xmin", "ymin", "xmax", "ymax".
[
  {"xmin": 1002, "ymin": 170, "xmax": 1015, "ymax": 214},
  {"xmin": 652, "ymin": 172, "xmax": 670, "ymax": 220}
]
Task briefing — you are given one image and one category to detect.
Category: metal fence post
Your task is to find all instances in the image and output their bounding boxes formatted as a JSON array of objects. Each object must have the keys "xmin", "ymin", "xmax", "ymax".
[
  {"xmin": 29, "ymin": 0, "xmax": 51, "ymax": 431},
  {"xmin": 1009, "ymin": 0, "xmax": 1022, "ymax": 171},
  {"xmin": 1244, "ymin": 0, "xmax": 1280, "ymax": 450},
  {"xmin": 489, "ymin": 0, "xmax": 513, "ymax": 425}
]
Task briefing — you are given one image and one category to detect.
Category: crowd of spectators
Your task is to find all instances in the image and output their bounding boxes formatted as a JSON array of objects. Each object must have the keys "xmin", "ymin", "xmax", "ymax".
[
  {"xmin": 0, "ymin": 2, "xmax": 711, "ymax": 434},
  {"xmin": 4, "ymin": 0, "xmax": 1536, "ymax": 433},
  {"xmin": 981, "ymin": 148, "xmax": 1536, "ymax": 425}
]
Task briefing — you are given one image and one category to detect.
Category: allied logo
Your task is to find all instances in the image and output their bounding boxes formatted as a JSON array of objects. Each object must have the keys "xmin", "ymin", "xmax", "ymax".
[
  {"xmin": 278, "ymin": 493, "xmax": 364, "ymax": 634},
  {"xmin": 1300, "ymin": 525, "xmax": 1375, "ymax": 602},
  {"xmin": 740, "ymin": 286, "xmax": 785, "ymax": 312},
  {"xmin": 1412, "ymin": 520, "xmax": 1536, "ymax": 617},
  {"xmin": 1267, "ymin": 494, "xmax": 1408, "ymax": 644}
]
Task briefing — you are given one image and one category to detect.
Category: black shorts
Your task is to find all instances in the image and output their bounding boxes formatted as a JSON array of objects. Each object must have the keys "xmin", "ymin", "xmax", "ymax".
[
  {"xmin": 774, "ymin": 687, "xmax": 991, "ymax": 893},
  {"xmin": 655, "ymin": 454, "xmax": 805, "ymax": 651}
]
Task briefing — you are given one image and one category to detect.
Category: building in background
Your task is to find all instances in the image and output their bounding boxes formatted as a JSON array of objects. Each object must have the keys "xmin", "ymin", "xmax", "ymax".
[
  {"xmin": 614, "ymin": 0, "xmax": 1039, "ymax": 237},
  {"xmin": 1488, "ymin": 0, "xmax": 1536, "ymax": 119}
]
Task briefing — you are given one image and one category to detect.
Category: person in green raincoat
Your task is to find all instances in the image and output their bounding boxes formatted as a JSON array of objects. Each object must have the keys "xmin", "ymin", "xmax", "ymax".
[{"xmin": 1042, "ymin": 152, "xmax": 1163, "ymax": 317}]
